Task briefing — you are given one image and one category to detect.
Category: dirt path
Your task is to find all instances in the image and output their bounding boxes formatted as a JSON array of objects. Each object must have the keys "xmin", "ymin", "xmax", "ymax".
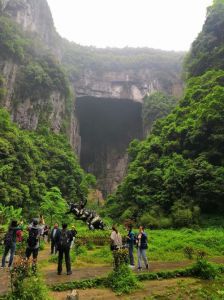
[
  {"xmin": 1, "ymin": 244, "xmax": 224, "ymax": 297},
  {"xmin": 50, "ymin": 278, "xmax": 205, "ymax": 300}
]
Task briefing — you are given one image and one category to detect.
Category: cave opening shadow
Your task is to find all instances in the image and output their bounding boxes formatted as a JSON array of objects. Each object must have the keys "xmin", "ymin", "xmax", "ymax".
[{"xmin": 76, "ymin": 96, "xmax": 143, "ymax": 195}]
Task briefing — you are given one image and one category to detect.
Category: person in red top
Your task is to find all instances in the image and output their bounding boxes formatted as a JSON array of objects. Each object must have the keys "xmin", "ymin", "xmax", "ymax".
[{"xmin": 16, "ymin": 229, "xmax": 23, "ymax": 242}]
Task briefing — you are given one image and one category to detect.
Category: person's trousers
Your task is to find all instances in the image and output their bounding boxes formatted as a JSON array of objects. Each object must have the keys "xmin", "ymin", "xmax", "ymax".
[
  {"xmin": 1, "ymin": 243, "xmax": 16, "ymax": 267},
  {"xmin": 137, "ymin": 248, "xmax": 148, "ymax": 268},
  {"xmin": 128, "ymin": 245, "xmax": 134, "ymax": 265},
  {"xmin": 51, "ymin": 240, "xmax": 57, "ymax": 254},
  {"xmin": 57, "ymin": 247, "xmax": 71, "ymax": 274}
]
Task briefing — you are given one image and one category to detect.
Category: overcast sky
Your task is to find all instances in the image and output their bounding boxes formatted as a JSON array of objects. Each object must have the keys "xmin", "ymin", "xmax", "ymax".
[{"xmin": 47, "ymin": 0, "xmax": 213, "ymax": 51}]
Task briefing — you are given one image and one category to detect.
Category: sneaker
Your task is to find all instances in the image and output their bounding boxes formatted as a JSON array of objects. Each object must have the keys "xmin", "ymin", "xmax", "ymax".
[
  {"xmin": 137, "ymin": 267, "xmax": 142, "ymax": 272},
  {"xmin": 67, "ymin": 271, "xmax": 72, "ymax": 275},
  {"xmin": 57, "ymin": 272, "xmax": 62, "ymax": 275},
  {"xmin": 129, "ymin": 265, "xmax": 135, "ymax": 269}
]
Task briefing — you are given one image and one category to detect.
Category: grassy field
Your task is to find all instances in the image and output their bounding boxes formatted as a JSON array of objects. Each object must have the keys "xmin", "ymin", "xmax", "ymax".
[{"xmin": 71, "ymin": 226, "xmax": 224, "ymax": 264}]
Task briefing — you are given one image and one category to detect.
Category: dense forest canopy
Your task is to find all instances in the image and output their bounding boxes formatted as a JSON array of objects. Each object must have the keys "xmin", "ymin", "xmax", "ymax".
[
  {"xmin": 106, "ymin": 0, "xmax": 224, "ymax": 228},
  {"xmin": 0, "ymin": 109, "xmax": 88, "ymax": 217},
  {"xmin": 61, "ymin": 40, "xmax": 184, "ymax": 79}
]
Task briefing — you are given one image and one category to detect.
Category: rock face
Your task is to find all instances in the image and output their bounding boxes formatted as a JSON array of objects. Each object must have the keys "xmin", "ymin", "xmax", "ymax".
[
  {"xmin": 1, "ymin": 0, "xmax": 59, "ymax": 52},
  {"xmin": 0, "ymin": 0, "xmax": 80, "ymax": 148},
  {"xmin": 74, "ymin": 68, "xmax": 182, "ymax": 102},
  {"xmin": 0, "ymin": 0, "xmax": 184, "ymax": 195}
]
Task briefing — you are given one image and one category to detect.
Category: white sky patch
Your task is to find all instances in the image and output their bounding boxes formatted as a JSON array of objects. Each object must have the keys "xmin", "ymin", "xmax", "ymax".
[{"xmin": 47, "ymin": 0, "xmax": 213, "ymax": 51}]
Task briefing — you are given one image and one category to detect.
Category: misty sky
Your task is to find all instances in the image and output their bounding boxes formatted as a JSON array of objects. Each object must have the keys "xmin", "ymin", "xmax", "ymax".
[{"xmin": 47, "ymin": 0, "xmax": 213, "ymax": 51}]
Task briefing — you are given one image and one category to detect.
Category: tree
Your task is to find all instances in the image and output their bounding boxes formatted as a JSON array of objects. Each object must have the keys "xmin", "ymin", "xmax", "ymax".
[{"xmin": 40, "ymin": 187, "xmax": 68, "ymax": 226}]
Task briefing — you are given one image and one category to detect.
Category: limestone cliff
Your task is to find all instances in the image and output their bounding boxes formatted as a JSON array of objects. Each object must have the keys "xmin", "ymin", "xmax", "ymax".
[
  {"xmin": 0, "ymin": 0, "xmax": 59, "ymax": 52},
  {"xmin": 0, "ymin": 0, "xmax": 184, "ymax": 195},
  {"xmin": 0, "ymin": 1, "xmax": 80, "ymax": 150}
]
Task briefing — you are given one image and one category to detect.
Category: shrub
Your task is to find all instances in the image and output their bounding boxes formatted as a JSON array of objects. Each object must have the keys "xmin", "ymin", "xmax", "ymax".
[
  {"xmin": 106, "ymin": 264, "xmax": 140, "ymax": 295},
  {"xmin": 190, "ymin": 259, "xmax": 220, "ymax": 280},
  {"xmin": 183, "ymin": 246, "xmax": 194, "ymax": 259},
  {"xmin": 138, "ymin": 213, "xmax": 159, "ymax": 229},
  {"xmin": 8, "ymin": 254, "xmax": 51, "ymax": 299},
  {"xmin": 112, "ymin": 248, "xmax": 129, "ymax": 270}
]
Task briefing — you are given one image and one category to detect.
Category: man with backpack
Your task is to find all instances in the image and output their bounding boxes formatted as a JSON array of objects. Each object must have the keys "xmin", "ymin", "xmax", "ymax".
[
  {"xmin": 25, "ymin": 219, "xmax": 41, "ymax": 269},
  {"xmin": 1, "ymin": 220, "xmax": 20, "ymax": 268},
  {"xmin": 55, "ymin": 223, "xmax": 73, "ymax": 275}
]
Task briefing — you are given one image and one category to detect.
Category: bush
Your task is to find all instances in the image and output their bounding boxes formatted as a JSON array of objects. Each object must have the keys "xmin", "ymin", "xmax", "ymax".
[
  {"xmin": 112, "ymin": 248, "xmax": 129, "ymax": 269},
  {"xmin": 8, "ymin": 253, "xmax": 51, "ymax": 299},
  {"xmin": 106, "ymin": 264, "xmax": 140, "ymax": 295},
  {"xmin": 9, "ymin": 275, "xmax": 51, "ymax": 300},
  {"xmin": 138, "ymin": 213, "xmax": 159, "ymax": 229},
  {"xmin": 190, "ymin": 259, "xmax": 220, "ymax": 280}
]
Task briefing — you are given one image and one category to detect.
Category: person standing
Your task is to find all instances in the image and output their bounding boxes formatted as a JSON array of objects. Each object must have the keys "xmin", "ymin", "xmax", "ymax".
[
  {"xmin": 56, "ymin": 223, "xmax": 73, "ymax": 275},
  {"xmin": 110, "ymin": 226, "xmax": 122, "ymax": 251},
  {"xmin": 126, "ymin": 225, "xmax": 135, "ymax": 268},
  {"xmin": 1, "ymin": 220, "xmax": 20, "ymax": 268},
  {"xmin": 110, "ymin": 226, "xmax": 123, "ymax": 269},
  {"xmin": 136, "ymin": 226, "xmax": 149, "ymax": 271},
  {"xmin": 50, "ymin": 223, "xmax": 59, "ymax": 254},
  {"xmin": 25, "ymin": 219, "xmax": 41, "ymax": 270}
]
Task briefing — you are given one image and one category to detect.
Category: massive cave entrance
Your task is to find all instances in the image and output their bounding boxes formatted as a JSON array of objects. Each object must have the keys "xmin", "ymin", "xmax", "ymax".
[{"xmin": 76, "ymin": 96, "xmax": 143, "ymax": 196}]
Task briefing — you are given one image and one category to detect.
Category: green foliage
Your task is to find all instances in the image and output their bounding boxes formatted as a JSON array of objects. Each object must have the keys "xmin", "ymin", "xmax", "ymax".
[
  {"xmin": 0, "ymin": 16, "xmax": 71, "ymax": 130},
  {"xmin": 40, "ymin": 187, "xmax": 67, "ymax": 225},
  {"xmin": 106, "ymin": 0, "xmax": 224, "ymax": 224},
  {"xmin": 0, "ymin": 109, "xmax": 87, "ymax": 217},
  {"xmin": 190, "ymin": 259, "xmax": 220, "ymax": 280},
  {"xmin": 62, "ymin": 40, "xmax": 184, "ymax": 81},
  {"xmin": 112, "ymin": 248, "xmax": 129, "ymax": 269},
  {"xmin": 15, "ymin": 57, "xmax": 70, "ymax": 101},
  {"xmin": 142, "ymin": 92, "xmax": 177, "ymax": 134},
  {"xmin": 7, "ymin": 253, "xmax": 51, "ymax": 300},
  {"xmin": 0, "ymin": 204, "xmax": 22, "ymax": 226},
  {"xmin": 106, "ymin": 264, "xmax": 140, "ymax": 295},
  {"xmin": 107, "ymin": 70, "xmax": 224, "ymax": 223},
  {"xmin": 184, "ymin": 0, "xmax": 224, "ymax": 78}
]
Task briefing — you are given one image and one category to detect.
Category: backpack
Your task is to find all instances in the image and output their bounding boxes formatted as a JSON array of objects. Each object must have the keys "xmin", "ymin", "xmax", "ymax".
[
  {"xmin": 27, "ymin": 228, "xmax": 39, "ymax": 248},
  {"xmin": 4, "ymin": 229, "xmax": 14, "ymax": 247},
  {"xmin": 59, "ymin": 230, "xmax": 70, "ymax": 248}
]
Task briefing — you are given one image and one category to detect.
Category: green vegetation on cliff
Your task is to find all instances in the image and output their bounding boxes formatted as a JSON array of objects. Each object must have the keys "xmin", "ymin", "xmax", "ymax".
[
  {"xmin": 0, "ymin": 109, "xmax": 87, "ymax": 217},
  {"xmin": 106, "ymin": 0, "xmax": 224, "ymax": 227},
  {"xmin": 142, "ymin": 91, "xmax": 177, "ymax": 135},
  {"xmin": 0, "ymin": 16, "xmax": 71, "ymax": 126},
  {"xmin": 184, "ymin": 0, "xmax": 224, "ymax": 78},
  {"xmin": 62, "ymin": 41, "xmax": 184, "ymax": 85}
]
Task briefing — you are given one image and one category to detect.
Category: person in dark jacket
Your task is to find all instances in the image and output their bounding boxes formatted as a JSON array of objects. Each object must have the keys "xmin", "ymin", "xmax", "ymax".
[
  {"xmin": 126, "ymin": 225, "xmax": 135, "ymax": 267},
  {"xmin": 25, "ymin": 219, "xmax": 42, "ymax": 269},
  {"xmin": 1, "ymin": 220, "xmax": 20, "ymax": 268},
  {"xmin": 136, "ymin": 226, "xmax": 149, "ymax": 271},
  {"xmin": 50, "ymin": 223, "xmax": 59, "ymax": 254},
  {"xmin": 55, "ymin": 223, "xmax": 73, "ymax": 275}
]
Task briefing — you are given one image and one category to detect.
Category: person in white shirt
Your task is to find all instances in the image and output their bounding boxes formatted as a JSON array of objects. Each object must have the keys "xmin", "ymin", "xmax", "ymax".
[{"xmin": 110, "ymin": 226, "xmax": 122, "ymax": 251}]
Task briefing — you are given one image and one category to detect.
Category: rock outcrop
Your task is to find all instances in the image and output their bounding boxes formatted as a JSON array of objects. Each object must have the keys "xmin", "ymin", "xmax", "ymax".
[
  {"xmin": 0, "ymin": 0, "xmax": 184, "ymax": 195},
  {"xmin": 74, "ymin": 68, "xmax": 182, "ymax": 102}
]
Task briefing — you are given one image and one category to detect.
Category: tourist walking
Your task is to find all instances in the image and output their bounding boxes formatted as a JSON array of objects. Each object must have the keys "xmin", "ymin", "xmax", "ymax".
[
  {"xmin": 50, "ymin": 223, "xmax": 59, "ymax": 254},
  {"xmin": 136, "ymin": 226, "xmax": 149, "ymax": 271},
  {"xmin": 56, "ymin": 223, "xmax": 73, "ymax": 275},
  {"xmin": 1, "ymin": 220, "xmax": 20, "ymax": 268},
  {"xmin": 25, "ymin": 219, "xmax": 41, "ymax": 270},
  {"xmin": 126, "ymin": 224, "xmax": 135, "ymax": 267}
]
